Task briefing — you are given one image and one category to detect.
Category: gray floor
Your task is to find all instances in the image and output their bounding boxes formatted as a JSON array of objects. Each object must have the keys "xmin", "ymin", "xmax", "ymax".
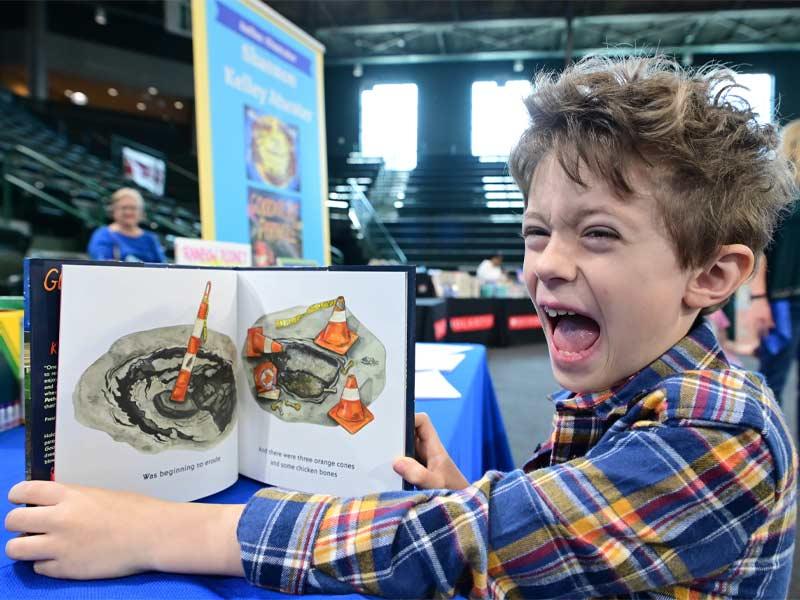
[{"xmin": 485, "ymin": 343, "xmax": 800, "ymax": 598}]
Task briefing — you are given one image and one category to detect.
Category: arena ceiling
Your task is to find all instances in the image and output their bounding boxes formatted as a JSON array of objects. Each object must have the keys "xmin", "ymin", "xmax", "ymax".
[
  {"xmin": 4, "ymin": 1, "xmax": 800, "ymax": 65},
  {"xmin": 268, "ymin": 1, "xmax": 800, "ymax": 64}
]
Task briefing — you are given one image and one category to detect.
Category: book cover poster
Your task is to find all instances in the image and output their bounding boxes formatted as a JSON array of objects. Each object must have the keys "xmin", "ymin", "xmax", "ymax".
[
  {"xmin": 245, "ymin": 106, "xmax": 301, "ymax": 191},
  {"xmin": 237, "ymin": 269, "xmax": 409, "ymax": 496},
  {"xmin": 55, "ymin": 265, "xmax": 240, "ymax": 502},
  {"xmin": 193, "ymin": 0, "xmax": 329, "ymax": 264},
  {"xmin": 248, "ymin": 187, "xmax": 302, "ymax": 266}
]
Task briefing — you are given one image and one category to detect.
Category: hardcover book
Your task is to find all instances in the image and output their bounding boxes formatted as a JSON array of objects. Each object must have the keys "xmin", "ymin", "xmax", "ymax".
[{"xmin": 24, "ymin": 259, "xmax": 414, "ymax": 501}]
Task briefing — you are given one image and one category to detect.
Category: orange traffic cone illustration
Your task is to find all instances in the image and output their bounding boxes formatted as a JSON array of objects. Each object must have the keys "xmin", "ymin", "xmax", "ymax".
[
  {"xmin": 328, "ymin": 374, "xmax": 373, "ymax": 434},
  {"xmin": 254, "ymin": 360, "xmax": 280, "ymax": 400},
  {"xmin": 171, "ymin": 281, "xmax": 211, "ymax": 403},
  {"xmin": 245, "ymin": 327, "xmax": 283, "ymax": 357},
  {"xmin": 314, "ymin": 296, "xmax": 358, "ymax": 355}
]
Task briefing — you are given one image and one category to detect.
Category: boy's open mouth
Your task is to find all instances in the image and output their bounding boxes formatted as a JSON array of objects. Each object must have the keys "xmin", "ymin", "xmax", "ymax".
[{"xmin": 539, "ymin": 304, "xmax": 601, "ymax": 356}]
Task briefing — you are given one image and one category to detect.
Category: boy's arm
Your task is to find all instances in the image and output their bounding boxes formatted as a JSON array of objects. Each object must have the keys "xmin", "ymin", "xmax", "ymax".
[
  {"xmin": 239, "ymin": 424, "xmax": 776, "ymax": 598},
  {"xmin": 5, "ymin": 482, "xmax": 244, "ymax": 580},
  {"xmin": 4, "ymin": 423, "xmax": 778, "ymax": 595}
]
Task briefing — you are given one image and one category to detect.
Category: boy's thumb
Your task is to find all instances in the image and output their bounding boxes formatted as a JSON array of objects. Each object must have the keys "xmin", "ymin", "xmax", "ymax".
[{"xmin": 393, "ymin": 457, "xmax": 437, "ymax": 489}]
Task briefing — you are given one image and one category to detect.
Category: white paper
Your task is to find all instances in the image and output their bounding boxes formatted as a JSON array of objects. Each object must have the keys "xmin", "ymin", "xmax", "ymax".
[
  {"xmin": 53, "ymin": 265, "xmax": 411, "ymax": 501},
  {"xmin": 415, "ymin": 370, "xmax": 461, "ymax": 399},
  {"xmin": 416, "ymin": 343, "xmax": 474, "ymax": 355},
  {"xmin": 55, "ymin": 265, "xmax": 239, "ymax": 502},
  {"xmin": 415, "ymin": 346, "xmax": 465, "ymax": 372},
  {"xmin": 236, "ymin": 269, "xmax": 408, "ymax": 497},
  {"xmin": 174, "ymin": 237, "xmax": 252, "ymax": 267}
]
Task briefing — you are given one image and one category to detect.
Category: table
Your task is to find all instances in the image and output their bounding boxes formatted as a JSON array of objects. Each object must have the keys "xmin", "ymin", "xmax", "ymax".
[
  {"xmin": 415, "ymin": 344, "xmax": 513, "ymax": 483},
  {"xmin": 415, "ymin": 298, "xmax": 448, "ymax": 342},
  {"xmin": 1, "ymin": 344, "xmax": 513, "ymax": 598},
  {"xmin": 415, "ymin": 298, "xmax": 545, "ymax": 346}
]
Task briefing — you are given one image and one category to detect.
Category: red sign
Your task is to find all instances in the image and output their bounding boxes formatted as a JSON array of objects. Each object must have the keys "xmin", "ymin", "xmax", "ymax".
[
  {"xmin": 508, "ymin": 314, "xmax": 542, "ymax": 331},
  {"xmin": 433, "ymin": 318, "xmax": 447, "ymax": 341},
  {"xmin": 449, "ymin": 313, "xmax": 494, "ymax": 333}
]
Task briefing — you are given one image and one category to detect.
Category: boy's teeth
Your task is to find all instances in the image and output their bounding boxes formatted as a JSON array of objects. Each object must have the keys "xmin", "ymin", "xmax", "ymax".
[{"xmin": 544, "ymin": 307, "xmax": 577, "ymax": 318}]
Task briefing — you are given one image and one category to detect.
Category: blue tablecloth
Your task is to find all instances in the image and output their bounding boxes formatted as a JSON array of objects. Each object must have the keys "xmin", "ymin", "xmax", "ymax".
[
  {"xmin": 1, "ymin": 343, "xmax": 513, "ymax": 598},
  {"xmin": 415, "ymin": 344, "xmax": 513, "ymax": 483}
]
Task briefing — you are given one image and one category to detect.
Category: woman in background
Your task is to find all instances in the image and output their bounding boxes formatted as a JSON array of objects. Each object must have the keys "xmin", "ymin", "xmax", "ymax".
[
  {"xmin": 747, "ymin": 119, "xmax": 800, "ymax": 404},
  {"xmin": 87, "ymin": 187, "xmax": 166, "ymax": 263}
]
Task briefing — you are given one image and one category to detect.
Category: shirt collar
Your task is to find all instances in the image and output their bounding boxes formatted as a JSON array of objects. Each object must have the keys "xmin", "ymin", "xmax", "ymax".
[{"xmin": 548, "ymin": 318, "xmax": 729, "ymax": 417}]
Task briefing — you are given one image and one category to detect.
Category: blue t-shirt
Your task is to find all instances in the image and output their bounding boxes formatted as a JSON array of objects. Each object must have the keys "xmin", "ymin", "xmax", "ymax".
[{"xmin": 87, "ymin": 226, "xmax": 166, "ymax": 263}]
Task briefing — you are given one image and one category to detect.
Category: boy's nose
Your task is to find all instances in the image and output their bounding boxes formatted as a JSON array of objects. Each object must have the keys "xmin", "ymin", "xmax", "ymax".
[{"xmin": 533, "ymin": 237, "xmax": 577, "ymax": 283}]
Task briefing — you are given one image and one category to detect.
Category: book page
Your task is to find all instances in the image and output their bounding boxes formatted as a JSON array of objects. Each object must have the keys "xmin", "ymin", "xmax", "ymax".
[
  {"xmin": 237, "ymin": 269, "xmax": 409, "ymax": 496},
  {"xmin": 55, "ymin": 265, "xmax": 240, "ymax": 502}
]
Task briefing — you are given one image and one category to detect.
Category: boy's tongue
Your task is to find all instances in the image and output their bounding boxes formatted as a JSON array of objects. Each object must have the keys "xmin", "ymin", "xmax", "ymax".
[{"xmin": 553, "ymin": 314, "xmax": 600, "ymax": 353}]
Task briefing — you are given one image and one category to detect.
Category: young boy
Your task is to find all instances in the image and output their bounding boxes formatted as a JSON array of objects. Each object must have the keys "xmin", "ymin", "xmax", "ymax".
[{"xmin": 5, "ymin": 55, "xmax": 798, "ymax": 599}]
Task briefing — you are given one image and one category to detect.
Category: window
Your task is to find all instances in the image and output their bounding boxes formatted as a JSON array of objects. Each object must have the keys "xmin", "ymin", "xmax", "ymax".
[
  {"xmin": 471, "ymin": 80, "xmax": 531, "ymax": 159},
  {"xmin": 360, "ymin": 83, "xmax": 418, "ymax": 170},
  {"xmin": 732, "ymin": 73, "xmax": 775, "ymax": 124}
]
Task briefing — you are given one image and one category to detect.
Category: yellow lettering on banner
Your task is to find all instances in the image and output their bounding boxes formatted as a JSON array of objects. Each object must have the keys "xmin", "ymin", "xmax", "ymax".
[{"xmin": 275, "ymin": 298, "xmax": 336, "ymax": 328}]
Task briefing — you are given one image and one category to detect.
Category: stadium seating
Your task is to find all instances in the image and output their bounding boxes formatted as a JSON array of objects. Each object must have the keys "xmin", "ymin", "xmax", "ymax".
[
  {"xmin": 375, "ymin": 155, "xmax": 524, "ymax": 270},
  {"xmin": 0, "ymin": 92, "xmax": 201, "ymax": 263},
  {"xmin": 2, "ymin": 92, "xmax": 523, "ymax": 274}
]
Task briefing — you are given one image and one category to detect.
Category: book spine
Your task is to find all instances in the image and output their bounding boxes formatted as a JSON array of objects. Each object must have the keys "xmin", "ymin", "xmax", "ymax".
[
  {"xmin": 23, "ymin": 259, "xmax": 33, "ymax": 479},
  {"xmin": 24, "ymin": 259, "xmax": 61, "ymax": 481}
]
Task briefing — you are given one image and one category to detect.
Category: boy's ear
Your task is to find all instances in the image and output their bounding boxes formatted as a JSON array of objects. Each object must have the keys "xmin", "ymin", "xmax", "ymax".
[{"xmin": 683, "ymin": 244, "xmax": 755, "ymax": 310}]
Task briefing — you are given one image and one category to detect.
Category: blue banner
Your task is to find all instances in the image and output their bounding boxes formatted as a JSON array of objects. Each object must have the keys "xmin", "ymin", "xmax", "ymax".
[
  {"xmin": 193, "ymin": 0, "xmax": 328, "ymax": 265},
  {"xmin": 215, "ymin": 2, "xmax": 312, "ymax": 76}
]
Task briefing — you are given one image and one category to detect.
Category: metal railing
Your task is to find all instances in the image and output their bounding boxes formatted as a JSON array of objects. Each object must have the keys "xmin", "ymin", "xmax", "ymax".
[
  {"xmin": 2, "ymin": 144, "xmax": 197, "ymax": 239},
  {"xmin": 2, "ymin": 173, "xmax": 104, "ymax": 227},
  {"xmin": 346, "ymin": 177, "xmax": 406, "ymax": 264}
]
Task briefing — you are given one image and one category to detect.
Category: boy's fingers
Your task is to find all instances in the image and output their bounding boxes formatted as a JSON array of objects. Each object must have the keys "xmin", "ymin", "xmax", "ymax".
[
  {"xmin": 414, "ymin": 412, "xmax": 431, "ymax": 428},
  {"xmin": 33, "ymin": 559, "xmax": 60, "ymax": 578},
  {"xmin": 6, "ymin": 534, "xmax": 56, "ymax": 562},
  {"xmin": 8, "ymin": 481, "xmax": 65, "ymax": 507},
  {"xmin": 5, "ymin": 507, "xmax": 54, "ymax": 534},
  {"xmin": 414, "ymin": 414, "xmax": 443, "ymax": 446},
  {"xmin": 393, "ymin": 457, "xmax": 439, "ymax": 489}
]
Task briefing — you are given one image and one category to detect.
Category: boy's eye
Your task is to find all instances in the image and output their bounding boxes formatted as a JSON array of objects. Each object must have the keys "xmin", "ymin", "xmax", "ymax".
[
  {"xmin": 584, "ymin": 228, "xmax": 619, "ymax": 240},
  {"xmin": 521, "ymin": 227, "xmax": 549, "ymax": 251},
  {"xmin": 521, "ymin": 227, "xmax": 550, "ymax": 239}
]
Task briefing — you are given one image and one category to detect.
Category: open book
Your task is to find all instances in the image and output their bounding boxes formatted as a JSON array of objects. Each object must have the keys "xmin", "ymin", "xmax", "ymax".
[{"xmin": 24, "ymin": 259, "xmax": 414, "ymax": 501}]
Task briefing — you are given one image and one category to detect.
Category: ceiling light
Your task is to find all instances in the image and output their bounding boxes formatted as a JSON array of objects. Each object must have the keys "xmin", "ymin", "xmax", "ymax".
[
  {"xmin": 136, "ymin": 102, "xmax": 146, "ymax": 111},
  {"xmin": 352, "ymin": 64, "xmax": 363, "ymax": 78},
  {"xmin": 148, "ymin": 86, "xmax": 158, "ymax": 96},
  {"xmin": 94, "ymin": 6, "xmax": 107, "ymax": 26},
  {"xmin": 174, "ymin": 100, "xmax": 184, "ymax": 110},
  {"xmin": 107, "ymin": 87, "xmax": 118, "ymax": 97},
  {"xmin": 70, "ymin": 91, "xmax": 88, "ymax": 106},
  {"xmin": 513, "ymin": 59, "xmax": 524, "ymax": 73}
]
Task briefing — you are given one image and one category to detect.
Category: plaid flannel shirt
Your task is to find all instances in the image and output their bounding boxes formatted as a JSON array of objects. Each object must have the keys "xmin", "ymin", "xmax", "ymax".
[{"xmin": 238, "ymin": 321, "xmax": 797, "ymax": 599}]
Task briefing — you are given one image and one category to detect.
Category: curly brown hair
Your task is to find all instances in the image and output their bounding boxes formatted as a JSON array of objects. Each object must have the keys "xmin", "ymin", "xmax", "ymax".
[{"xmin": 509, "ymin": 55, "xmax": 797, "ymax": 271}]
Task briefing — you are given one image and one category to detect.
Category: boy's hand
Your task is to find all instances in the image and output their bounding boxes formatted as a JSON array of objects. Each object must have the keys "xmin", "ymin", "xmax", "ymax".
[
  {"xmin": 5, "ymin": 481, "xmax": 245, "ymax": 580},
  {"xmin": 749, "ymin": 297, "xmax": 774, "ymax": 339},
  {"xmin": 393, "ymin": 413, "xmax": 469, "ymax": 490},
  {"xmin": 5, "ymin": 480, "xmax": 161, "ymax": 579}
]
